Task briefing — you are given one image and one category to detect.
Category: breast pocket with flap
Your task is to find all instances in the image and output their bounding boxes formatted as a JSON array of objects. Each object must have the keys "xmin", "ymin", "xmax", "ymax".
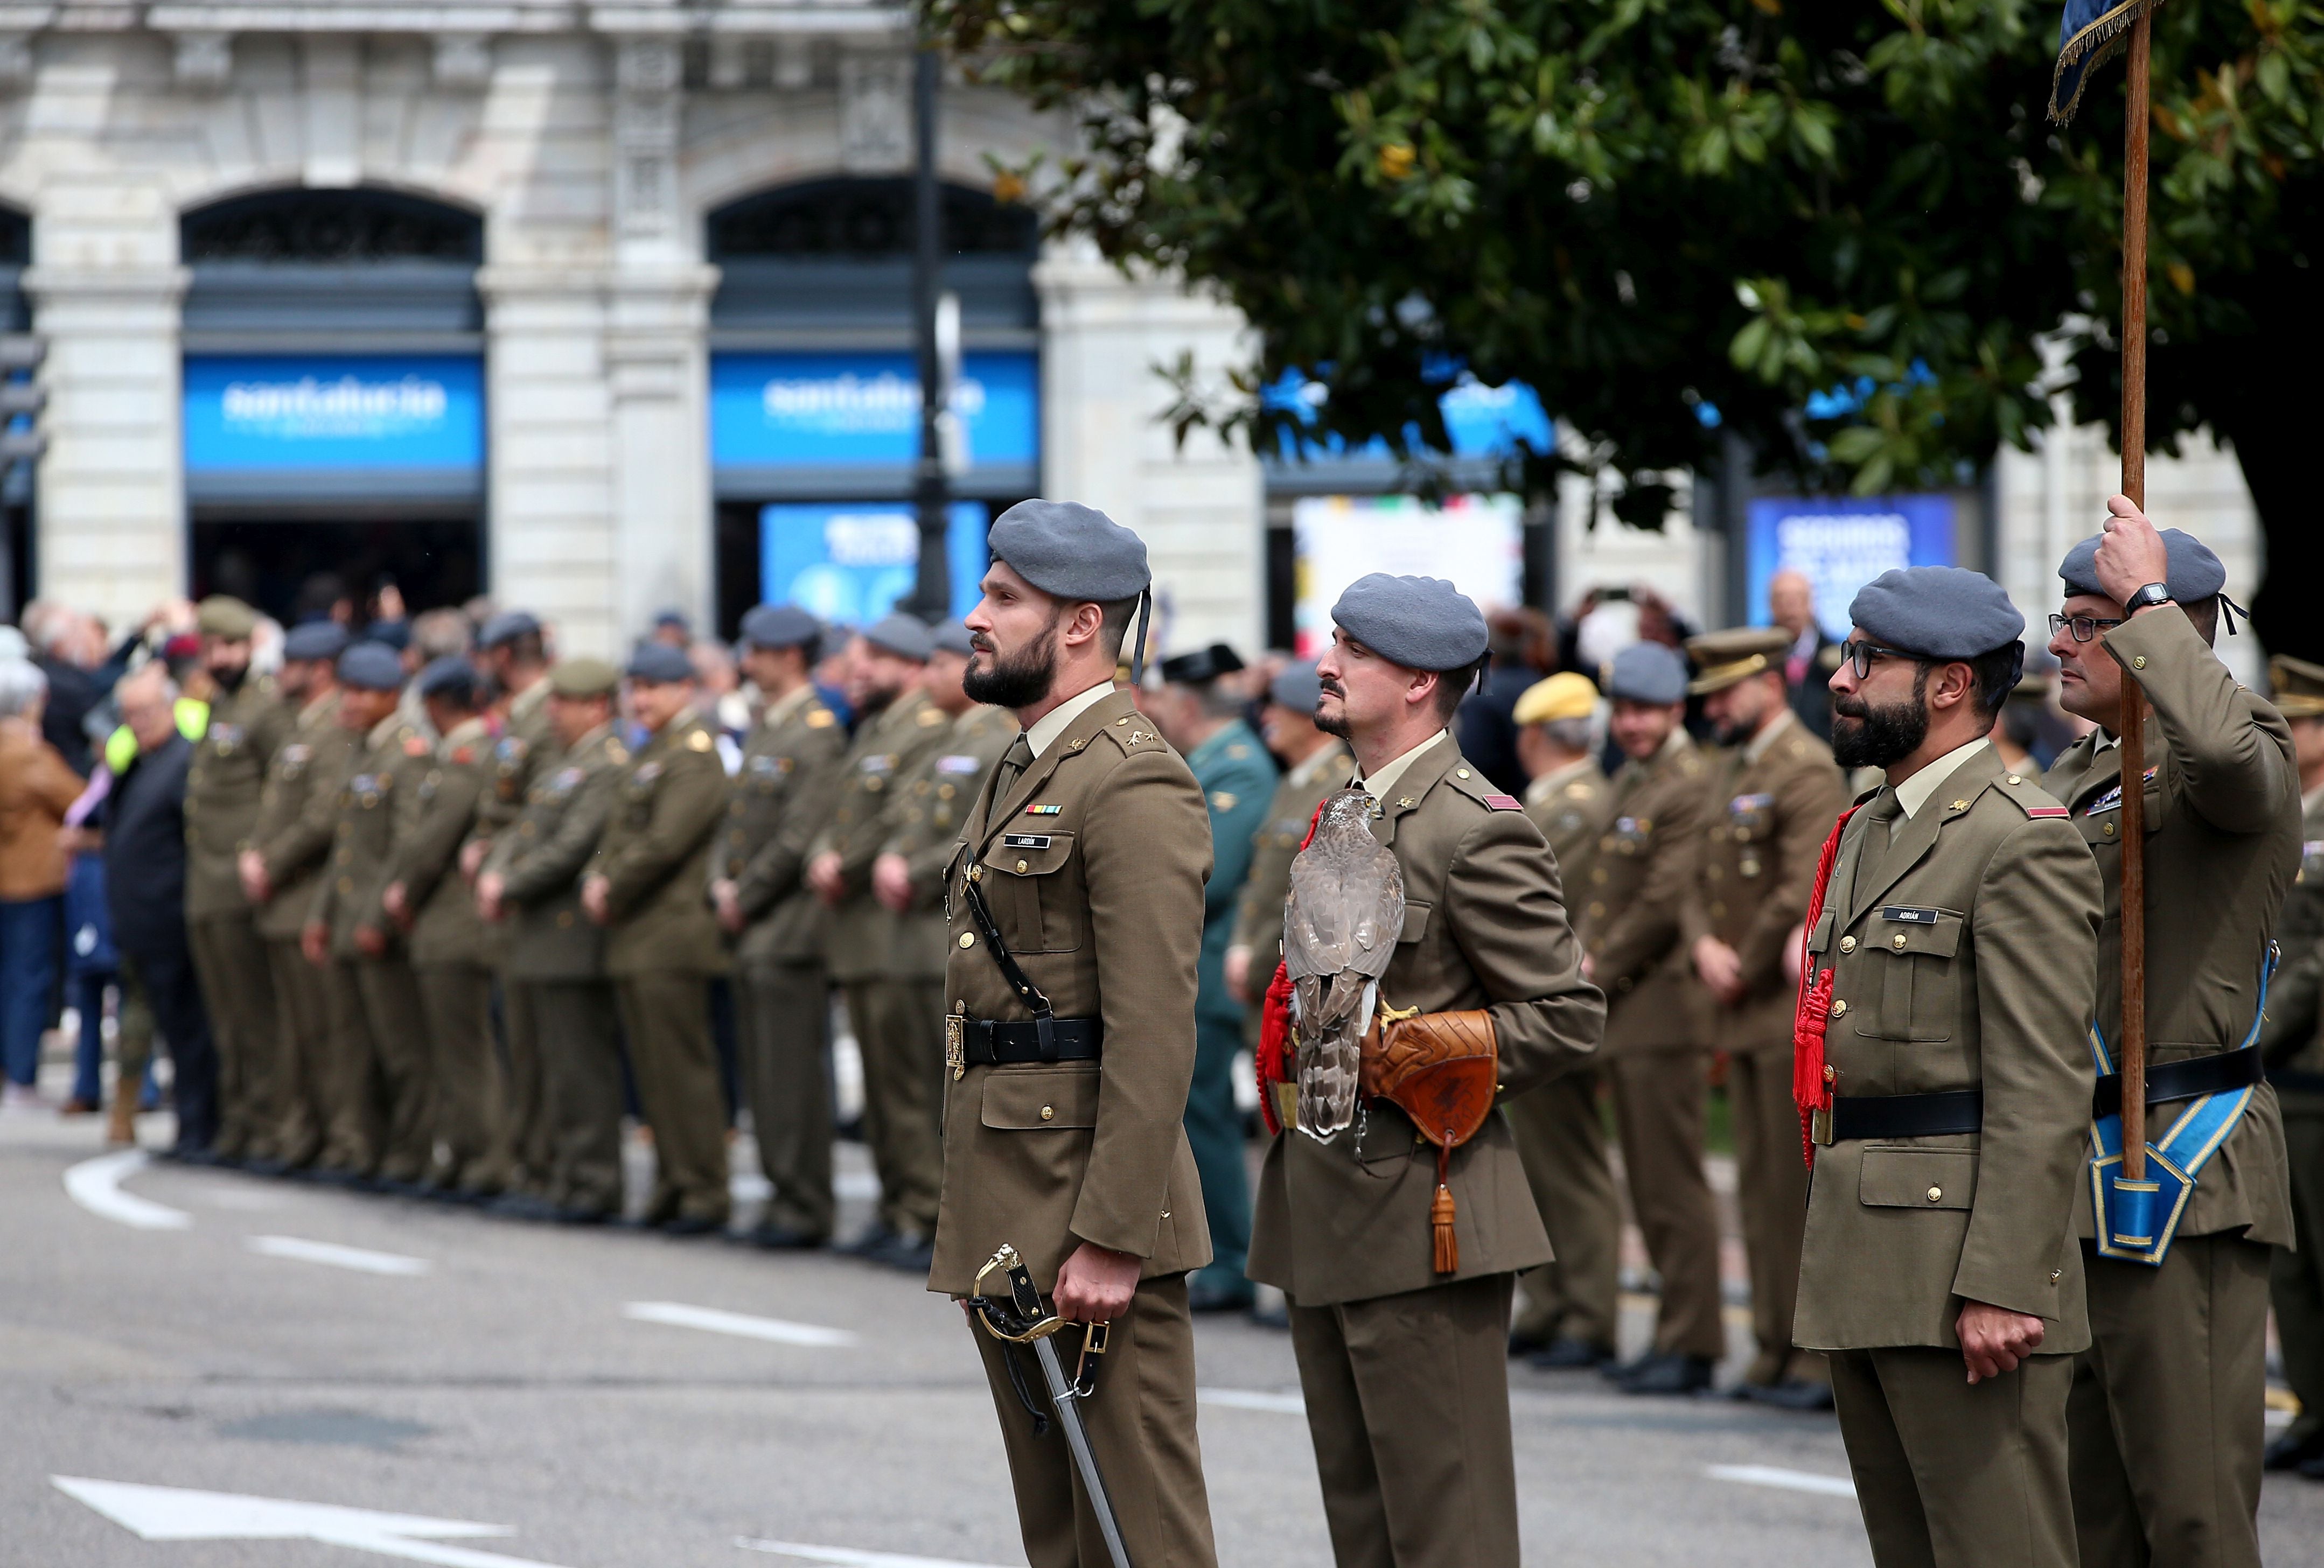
[
  {"xmin": 1852, "ymin": 906, "xmax": 1963, "ymax": 1043},
  {"xmin": 983, "ymin": 831, "xmax": 1083, "ymax": 953}
]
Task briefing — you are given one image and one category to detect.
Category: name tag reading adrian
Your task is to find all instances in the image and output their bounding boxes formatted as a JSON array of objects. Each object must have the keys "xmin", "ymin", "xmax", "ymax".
[
  {"xmin": 1880, "ymin": 905, "xmax": 1941, "ymax": 925},
  {"xmin": 1001, "ymin": 834, "xmax": 1052, "ymax": 851}
]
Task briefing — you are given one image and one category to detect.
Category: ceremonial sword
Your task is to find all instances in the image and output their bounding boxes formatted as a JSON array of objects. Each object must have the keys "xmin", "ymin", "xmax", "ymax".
[{"xmin": 971, "ymin": 1245, "xmax": 1134, "ymax": 1568}]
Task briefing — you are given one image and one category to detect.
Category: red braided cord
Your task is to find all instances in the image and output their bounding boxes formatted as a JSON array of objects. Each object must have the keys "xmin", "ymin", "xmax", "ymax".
[{"xmin": 1791, "ymin": 806, "xmax": 1859, "ymax": 1168}]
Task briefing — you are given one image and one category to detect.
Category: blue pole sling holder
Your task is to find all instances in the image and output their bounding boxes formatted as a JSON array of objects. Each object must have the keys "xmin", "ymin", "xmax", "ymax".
[{"xmin": 2086, "ymin": 943, "xmax": 2277, "ymax": 1265}]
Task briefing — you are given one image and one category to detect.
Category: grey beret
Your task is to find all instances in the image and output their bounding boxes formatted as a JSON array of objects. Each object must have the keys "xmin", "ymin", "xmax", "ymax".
[
  {"xmin": 416, "ymin": 656, "xmax": 480, "ymax": 702},
  {"xmin": 930, "ymin": 620, "xmax": 976, "ymax": 656},
  {"xmin": 337, "ymin": 641, "xmax": 405, "ymax": 692},
  {"xmin": 364, "ymin": 618, "xmax": 410, "ymax": 652},
  {"xmin": 1329, "ymin": 573, "xmax": 1489, "ymax": 672},
  {"xmin": 1269, "ymin": 660, "xmax": 1323, "ymax": 712},
  {"xmin": 1604, "ymin": 642, "xmax": 1690, "ymax": 705},
  {"xmin": 988, "ymin": 500, "xmax": 1151, "ymax": 603},
  {"xmin": 861, "ymin": 612, "xmax": 933, "ymax": 662},
  {"xmin": 1848, "ymin": 566, "xmax": 2026, "ymax": 661},
  {"xmin": 478, "ymin": 610, "xmax": 541, "ymax": 649},
  {"xmin": 2058, "ymin": 527, "xmax": 2226, "ymax": 604},
  {"xmin": 282, "ymin": 620, "xmax": 350, "ymax": 663},
  {"xmin": 624, "ymin": 641, "xmax": 695, "ymax": 684},
  {"xmin": 740, "ymin": 604, "xmax": 820, "ymax": 650},
  {"xmin": 653, "ymin": 607, "xmax": 691, "ymax": 633}
]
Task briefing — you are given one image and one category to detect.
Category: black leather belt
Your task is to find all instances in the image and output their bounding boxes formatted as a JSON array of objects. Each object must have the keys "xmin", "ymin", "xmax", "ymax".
[
  {"xmin": 1826, "ymin": 1089, "xmax": 1984, "ymax": 1143},
  {"xmin": 959, "ymin": 1017, "xmax": 1102, "ymax": 1066},
  {"xmin": 2092, "ymin": 1044, "xmax": 2263, "ymax": 1119},
  {"xmin": 2270, "ymin": 1067, "xmax": 2324, "ymax": 1096}
]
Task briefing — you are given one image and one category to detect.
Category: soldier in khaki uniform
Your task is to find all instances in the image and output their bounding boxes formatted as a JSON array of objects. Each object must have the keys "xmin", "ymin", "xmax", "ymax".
[
  {"xmin": 479, "ymin": 659, "xmax": 629, "ymax": 1223},
  {"xmin": 583, "ymin": 642, "xmax": 731, "ymax": 1235},
  {"xmin": 383, "ymin": 657, "xmax": 502, "ymax": 1199},
  {"xmin": 474, "ymin": 610, "xmax": 556, "ymax": 1195},
  {"xmin": 1576, "ymin": 640, "xmax": 1723, "ymax": 1394},
  {"xmin": 805, "ymin": 613, "xmax": 950, "ymax": 1262},
  {"xmin": 1684, "ymin": 626, "xmax": 1850, "ymax": 1409},
  {"xmin": 929, "ymin": 501, "xmax": 1219, "ymax": 1568},
  {"xmin": 2258, "ymin": 652, "xmax": 2324, "ymax": 1480},
  {"xmin": 182, "ymin": 596, "xmax": 293, "ymax": 1163},
  {"xmin": 1224, "ymin": 661, "xmax": 1349, "ymax": 1024},
  {"xmin": 2042, "ymin": 507, "xmax": 2299, "ymax": 1565},
  {"xmin": 1799, "ymin": 565, "xmax": 2102, "ymax": 1568},
  {"xmin": 1250, "ymin": 573, "xmax": 1604, "ymax": 1568},
  {"xmin": 710, "ymin": 604, "xmax": 848, "ymax": 1248},
  {"xmin": 1504, "ymin": 670, "xmax": 1624, "ymax": 1368},
  {"xmin": 238, "ymin": 620, "xmax": 352, "ymax": 1171},
  {"xmin": 303, "ymin": 642, "xmax": 436, "ymax": 1187}
]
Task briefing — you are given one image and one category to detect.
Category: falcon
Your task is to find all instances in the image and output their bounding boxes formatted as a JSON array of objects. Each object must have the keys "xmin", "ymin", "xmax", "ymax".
[{"xmin": 1282, "ymin": 788, "xmax": 1407, "ymax": 1140}]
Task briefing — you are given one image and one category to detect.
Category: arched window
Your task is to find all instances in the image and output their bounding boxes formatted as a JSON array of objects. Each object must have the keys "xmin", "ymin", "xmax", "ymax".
[{"xmin": 180, "ymin": 187, "xmax": 483, "ymax": 340}]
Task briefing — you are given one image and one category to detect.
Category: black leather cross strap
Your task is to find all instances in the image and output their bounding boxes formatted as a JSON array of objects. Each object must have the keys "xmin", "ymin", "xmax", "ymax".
[
  {"xmin": 960, "ymin": 1016, "xmax": 1102, "ymax": 1066},
  {"xmin": 959, "ymin": 870, "xmax": 1065, "ymax": 1059},
  {"xmin": 2093, "ymin": 1044, "xmax": 2264, "ymax": 1120},
  {"xmin": 1830, "ymin": 1089, "xmax": 1984, "ymax": 1142}
]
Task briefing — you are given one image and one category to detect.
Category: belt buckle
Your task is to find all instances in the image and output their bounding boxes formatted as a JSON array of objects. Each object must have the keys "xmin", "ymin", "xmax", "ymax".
[
  {"xmin": 946, "ymin": 1013, "xmax": 966, "ymax": 1081},
  {"xmin": 1811, "ymin": 1103, "xmax": 1834, "ymax": 1146}
]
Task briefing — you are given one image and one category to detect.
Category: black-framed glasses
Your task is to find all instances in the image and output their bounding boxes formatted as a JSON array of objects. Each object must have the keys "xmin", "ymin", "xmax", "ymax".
[
  {"xmin": 2048, "ymin": 612, "xmax": 2125, "ymax": 643},
  {"xmin": 1838, "ymin": 639, "xmax": 1916, "ymax": 680}
]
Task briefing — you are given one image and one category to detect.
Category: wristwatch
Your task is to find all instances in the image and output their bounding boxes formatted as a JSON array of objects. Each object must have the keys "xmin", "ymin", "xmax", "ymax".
[{"xmin": 2125, "ymin": 582, "xmax": 2174, "ymax": 614}]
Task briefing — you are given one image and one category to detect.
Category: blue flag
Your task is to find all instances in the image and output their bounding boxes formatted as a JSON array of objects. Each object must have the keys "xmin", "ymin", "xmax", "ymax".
[{"xmin": 2050, "ymin": 0, "xmax": 2163, "ymax": 123}]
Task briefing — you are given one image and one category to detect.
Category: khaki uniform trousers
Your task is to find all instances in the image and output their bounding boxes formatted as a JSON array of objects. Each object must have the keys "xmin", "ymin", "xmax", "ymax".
[
  {"xmin": 2067, "ymin": 1233, "xmax": 2271, "ymax": 1568},
  {"xmin": 187, "ymin": 914, "xmax": 279, "ymax": 1160},
  {"xmin": 614, "ymin": 972, "xmax": 729, "ymax": 1226},
  {"xmin": 842, "ymin": 976, "xmax": 944, "ymax": 1238},
  {"xmin": 2271, "ymin": 1111, "xmax": 2324, "ymax": 1456},
  {"xmin": 1729, "ymin": 1046, "xmax": 1823, "ymax": 1387},
  {"xmin": 737, "ymin": 961, "xmax": 835, "ymax": 1239},
  {"xmin": 1607, "ymin": 1048, "xmax": 1726, "ymax": 1360},
  {"xmin": 527, "ymin": 978, "xmax": 626, "ymax": 1216},
  {"xmin": 414, "ymin": 961, "xmax": 504, "ymax": 1194},
  {"xmin": 1288, "ymin": 1273, "xmax": 1521, "ymax": 1568},
  {"xmin": 313, "ymin": 957, "xmax": 381, "ymax": 1174},
  {"xmin": 968, "ymin": 1273, "xmax": 1218, "ymax": 1568},
  {"xmin": 1505, "ymin": 1065, "xmax": 1621, "ymax": 1352},
  {"xmin": 1830, "ymin": 1347, "xmax": 2074, "ymax": 1568},
  {"xmin": 262, "ymin": 938, "xmax": 331, "ymax": 1168},
  {"xmin": 353, "ymin": 956, "xmax": 433, "ymax": 1184},
  {"xmin": 497, "ymin": 978, "xmax": 550, "ymax": 1196}
]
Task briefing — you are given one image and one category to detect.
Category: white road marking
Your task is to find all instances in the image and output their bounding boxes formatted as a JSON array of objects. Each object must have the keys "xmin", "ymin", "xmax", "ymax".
[
  {"xmin": 1197, "ymin": 1387, "xmax": 1307, "ymax": 1415},
  {"xmin": 64, "ymin": 1150, "xmax": 192, "ymax": 1231},
  {"xmin": 736, "ymin": 1539, "xmax": 1021, "ymax": 1568},
  {"xmin": 247, "ymin": 1236, "xmax": 432, "ymax": 1276},
  {"xmin": 1707, "ymin": 1464, "xmax": 1858, "ymax": 1499},
  {"xmin": 623, "ymin": 1301, "xmax": 859, "ymax": 1348},
  {"xmin": 53, "ymin": 1476, "xmax": 571, "ymax": 1568}
]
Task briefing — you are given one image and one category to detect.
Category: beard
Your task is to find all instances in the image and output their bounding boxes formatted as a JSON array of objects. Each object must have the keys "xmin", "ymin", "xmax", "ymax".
[
  {"xmin": 1314, "ymin": 680, "xmax": 1351, "ymax": 740},
  {"xmin": 1831, "ymin": 671, "xmax": 1930, "ymax": 770},
  {"xmin": 208, "ymin": 661, "xmax": 247, "ymax": 694},
  {"xmin": 963, "ymin": 622, "xmax": 1060, "ymax": 710}
]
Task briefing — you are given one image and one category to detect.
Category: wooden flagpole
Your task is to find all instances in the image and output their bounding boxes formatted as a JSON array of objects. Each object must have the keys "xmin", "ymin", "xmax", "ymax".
[{"xmin": 2117, "ymin": 10, "xmax": 2154, "ymax": 1179}]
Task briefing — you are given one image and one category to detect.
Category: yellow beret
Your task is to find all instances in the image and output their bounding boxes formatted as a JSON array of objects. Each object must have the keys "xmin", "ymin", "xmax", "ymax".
[{"xmin": 1513, "ymin": 672, "xmax": 1599, "ymax": 726}]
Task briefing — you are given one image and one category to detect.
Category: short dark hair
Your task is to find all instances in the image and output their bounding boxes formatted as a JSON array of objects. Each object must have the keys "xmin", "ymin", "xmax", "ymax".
[
  {"xmin": 1432, "ymin": 655, "xmax": 1490, "ymax": 722},
  {"xmin": 1094, "ymin": 596, "xmax": 1142, "ymax": 660},
  {"xmin": 2183, "ymin": 597, "xmax": 2218, "ymax": 646},
  {"xmin": 502, "ymin": 628, "xmax": 546, "ymax": 668},
  {"xmin": 1965, "ymin": 645, "xmax": 2023, "ymax": 722}
]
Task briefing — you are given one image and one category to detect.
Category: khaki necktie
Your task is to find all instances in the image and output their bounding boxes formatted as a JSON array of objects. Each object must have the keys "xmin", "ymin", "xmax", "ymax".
[
  {"xmin": 992, "ymin": 733, "xmax": 1035, "ymax": 802},
  {"xmin": 1855, "ymin": 786, "xmax": 1907, "ymax": 888}
]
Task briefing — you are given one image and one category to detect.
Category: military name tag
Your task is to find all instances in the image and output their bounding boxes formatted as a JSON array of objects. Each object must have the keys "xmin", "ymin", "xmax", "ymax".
[
  {"xmin": 860, "ymin": 754, "xmax": 895, "ymax": 774},
  {"xmin": 1729, "ymin": 792, "xmax": 1775, "ymax": 813},
  {"xmin": 936, "ymin": 753, "xmax": 983, "ymax": 775},
  {"xmin": 1880, "ymin": 905, "xmax": 1941, "ymax": 924},
  {"xmin": 1002, "ymin": 834, "xmax": 1052, "ymax": 851}
]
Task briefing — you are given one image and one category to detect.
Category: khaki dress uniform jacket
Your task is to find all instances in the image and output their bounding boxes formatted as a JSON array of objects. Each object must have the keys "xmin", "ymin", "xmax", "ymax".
[
  {"xmin": 1796, "ymin": 743, "xmax": 2101, "ymax": 1568},
  {"xmin": 930, "ymin": 686, "xmax": 1218, "ymax": 1568},
  {"xmin": 590, "ymin": 711, "xmax": 730, "ymax": 1226},
  {"xmin": 714, "ymin": 687, "xmax": 847, "ymax": 1238},
  {"xmin": 1575, "ymin": 731, "xmax": 1725, "ymax": 1361},
  {"xmin": 1685, "ymin": 714, "xmax": 1848, "ymax": 1388},
  {"xmin": 1250, "ymin": 737, "xmax": 1604, "ymax": 1568},
  {"xmin": 184, "ymin": 676, "xmax": 292, "ymax": 1160},
  {"xmin": 2258, "ymin": 792, "xmax": 2324, "ymax": 1464},
  {"xmin": 486, "ymin": 724, "xmax": 628, "ymax": 1216},
  {"xmin": 1507, "ymin": 756, "xmax": 1623, "ymax": 1355},
  {"xmin": 473, "ymin": 678, "xmax": 554, "ymax": 1183},
  {"xmin": 247, "ymin": 691, "xmax": 354, "ymax": 1167},
  {"xmin": 2041, "ymin": 609, "xmax": 2300, "ymax": 1568}
]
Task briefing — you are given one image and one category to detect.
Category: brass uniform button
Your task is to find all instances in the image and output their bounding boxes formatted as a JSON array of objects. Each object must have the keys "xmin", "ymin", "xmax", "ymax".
[
  {"xmin": 2006, "ymin": 774, "xmax": 2022, "ymax": 785},
  {"xmin": 2132, "ymin": 655, "xmax": 2148, "ymax": 670},
  {"xmin": 2103, "ymin": 822, "xmax": 2117, "ymax": 837},
  {"xmin": 1839, "ymin": 936, "xmax": 1857, "ymax": 953},
  {"xmin": 2051, "ymin": 1268, "xmax": 2063, "ymax": 1283},
  {"xmin": 959, "ymin": 932, "xmax": 975, "ymax": 948},
  {"xmin": 1831, "ymin": 998, "xmax": 1848, "ymax": 1017},
  {"xmin": 1926, "ymin": 1186, "xmax": 1943, "ymax": 1203},
  {"xmin": 1456, "ymin": 768, "xmax": 1470, "ymax": 779},
  {"xmin": 1039, "ymin": 1105, "xmax": 1055, "ymax": 1122},
  {"xmin": 1016, "ymin": 859, "xmax": 1028, "ymax": 873},
  {"xmin": 1893, "ymin": 932, "xmax": 1909, "ymax": 950},
  {"xmin": 1822, "ymin": 1065, "xmax": 1836, "ymax": 1083}
]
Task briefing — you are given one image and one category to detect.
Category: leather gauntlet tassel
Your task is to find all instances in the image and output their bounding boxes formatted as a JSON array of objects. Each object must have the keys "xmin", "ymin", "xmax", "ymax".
[{"xmin": 1430, "ymin": 1146, "xmax": 1458, "ymax": 1273}]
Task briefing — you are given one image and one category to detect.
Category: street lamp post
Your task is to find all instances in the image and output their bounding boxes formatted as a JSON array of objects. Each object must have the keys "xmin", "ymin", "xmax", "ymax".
[{"xmin": 908, "ymin": 45, "xmax": 950, "ymax": 621}]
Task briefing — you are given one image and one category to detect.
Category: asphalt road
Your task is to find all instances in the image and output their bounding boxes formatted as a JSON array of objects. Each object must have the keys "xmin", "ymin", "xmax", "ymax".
[{"xmin": 6, "ymin": 1108, "xmax": 2322, "ymax": 1568}]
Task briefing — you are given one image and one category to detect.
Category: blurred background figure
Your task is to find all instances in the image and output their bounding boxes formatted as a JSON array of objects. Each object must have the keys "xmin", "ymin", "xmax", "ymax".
[
  {"xmin": 1992, "ymin": 644, "xmax": 2083, "ymax": 774},
  {"xmin": 649, "ymin": 610, "xmax": 693, "ymax": 650},
  {"xmin": 1458, "ymin": 607, "xmax": 1556, "ymax": 795},
  {"xmin": 0, "ymin": 659, "xmax": 84, "ymax": 1110},
  {"xmin": 1766, "ymin": 568, "xmax": 1838, "ymax": 741}
]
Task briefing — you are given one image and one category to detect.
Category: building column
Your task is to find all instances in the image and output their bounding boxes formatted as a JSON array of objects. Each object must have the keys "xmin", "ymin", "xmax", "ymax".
[
  {"xmin": 21, "ymin": 264, "xmax": 190, "ymax": 626},
  {"xmin": 605, "ymin": 268, "xmax": 717, "ymax": 640}
]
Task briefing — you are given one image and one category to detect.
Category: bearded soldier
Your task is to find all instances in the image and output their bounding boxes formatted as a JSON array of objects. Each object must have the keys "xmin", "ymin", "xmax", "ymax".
[{"xmin": 1250, "ymin": 573, "xmax": 1604, "ymax": 1568}]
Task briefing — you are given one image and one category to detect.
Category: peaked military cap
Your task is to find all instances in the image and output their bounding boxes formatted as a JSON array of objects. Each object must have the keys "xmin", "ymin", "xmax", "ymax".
[
  {"xmin": 282, "ymin": 620, "xmax": 350, "ymax": 663},
  {"xmin": 548, "ymin": 656, "xmax": 619, "ymax": 699},
  {"xmin": 1159, "ymin": 642, "xmax": 1245, "ymax": 686},
  {"xmin": 987, "ymin": 500, "xmax": 1152, "ymax": 603},
  {"xmin": 740, "ymin": 604, "xmax": 820, "ymax": 650},
  {"xmin": 1269, "ymin": 659, "xmax": 1323, "ymax": 713},
  {"xmin": 1848, "ymin": 566, "xmax": 2025, "ymax": 662},
  {"xmin": 624, "ymin": 641, "xmax": 694, "ymax": 684},
  {"xmin": 196, "ymin": 595, "xmax": 259, "ymax": 640},
  {"xmin": 1330, "ymin": 573, "xmax": 1489, "ymax": 672},
  {"xmin": 1514, "ymin": 671, "xmax": 1600, "ymax": 725},
  {"xmin": 930, "ymin": 620, "xmax": 977, "ymax": 656},
  {"xmin": 337, "ymin": 641, "xmax": 405, "ymax": 692},
  {"xmin": 416, "ymin": 655, "xmax": 480, "ymax": 702},
  {"xmin": 1604, "ymin": 642, "xmax": 1690, "ymax": 705},
  {"xmin": 2271, "ymin": 654, "xmax": 2324, "ymax": 719},
  {"xmin": 2058, "ymin": 527, "xmax": 2227, "ymax": 605},
  {"xmin": 861, "ymin": 612, "xmax": 933, "ymax": 662},
  {"xmin": 1685, "ymin": 625, "xmax": 1792, "ymax": 695},
  {"xmin": 478, "ymin": 610, "xmax": 541, "ymax": 649}
]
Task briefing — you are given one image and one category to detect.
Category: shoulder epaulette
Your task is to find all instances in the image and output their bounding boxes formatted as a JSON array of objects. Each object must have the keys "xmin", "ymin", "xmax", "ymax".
[
  {"xmin": 1991, "ymin": 770, "xmax": 2071, "ymax": 819},
  {"xmin": 1099, "ymin": 713, "xmax": 1167, "ymax": 754}
]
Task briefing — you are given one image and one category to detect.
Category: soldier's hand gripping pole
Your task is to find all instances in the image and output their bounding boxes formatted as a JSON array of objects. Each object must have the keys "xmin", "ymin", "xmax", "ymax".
[{"xmin": 971, "ymin": 1245, "xmax": 1134, "ymax": 1568}]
